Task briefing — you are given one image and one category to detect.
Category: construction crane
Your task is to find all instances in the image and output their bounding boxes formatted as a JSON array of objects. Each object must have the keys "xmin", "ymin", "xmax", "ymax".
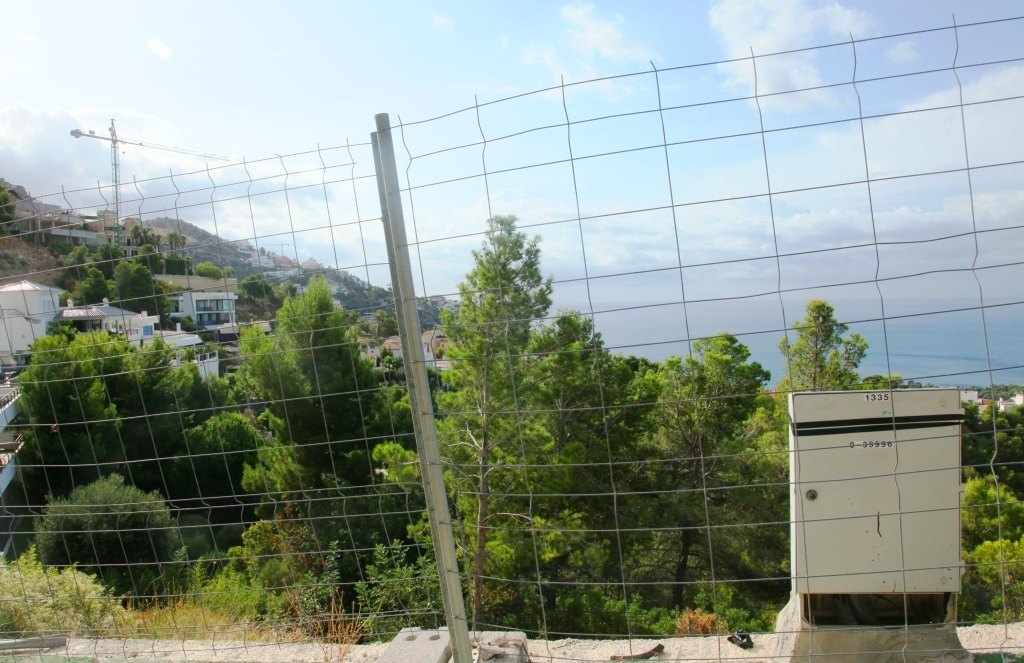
[{"xmin": 70, "ymin": 119, "xmax": 231, "ymax": 244}]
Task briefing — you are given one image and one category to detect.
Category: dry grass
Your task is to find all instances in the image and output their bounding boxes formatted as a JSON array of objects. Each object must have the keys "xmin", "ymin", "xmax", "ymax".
[
  {"xmin": 117, "ymin": 601, "xmax": 271, "ymax": 641},
  {"xmin": 118, "ymin": 597, "xmax": 362, "ymax": 657},
  {"xmin": 675, "ymin": 607, "xmax": 726, "ymax": 635}
]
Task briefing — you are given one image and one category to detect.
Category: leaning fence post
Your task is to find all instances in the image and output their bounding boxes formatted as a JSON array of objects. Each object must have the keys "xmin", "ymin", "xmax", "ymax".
[{"xmin": 372, "ymin": 113, "xmax": 473, "ymax": 663}]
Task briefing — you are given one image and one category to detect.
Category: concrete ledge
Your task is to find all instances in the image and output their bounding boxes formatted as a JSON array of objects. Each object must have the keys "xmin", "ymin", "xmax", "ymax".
[
  {"xmin": 789, "ymin": 624, "xmax": 969, "ymax": 662},
  {"xmin": 379, "ymin": 627, "xmax": 450, "ymax": 663},
  {"xmin": 378, "ymin": 628, "xmax": 529, "ymax": 663},
  {"xmin": 471, "ymin": 631, "xmax": 528, "ymax": 663}
]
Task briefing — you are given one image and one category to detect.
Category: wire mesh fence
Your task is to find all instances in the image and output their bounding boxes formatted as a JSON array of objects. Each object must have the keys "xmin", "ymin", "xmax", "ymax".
[{"xmin": 1, "ymin": 14, "xmax": 1023, "ymax": 662}]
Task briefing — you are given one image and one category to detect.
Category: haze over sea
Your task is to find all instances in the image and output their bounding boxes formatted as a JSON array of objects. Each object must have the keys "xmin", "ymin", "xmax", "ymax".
[{"xmin": 589, "ymin": 297, "xmax": 1024, "ymax": 388}]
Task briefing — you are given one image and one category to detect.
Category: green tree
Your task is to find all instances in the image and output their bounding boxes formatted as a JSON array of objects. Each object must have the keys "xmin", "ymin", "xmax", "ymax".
[
  {"xmin": 113, "ymin": 259, "xmax": 167, "ymax": 318},
  {"xmin": 858, "ymin": 374, "xmax": 903, "ymax": 390},
  {"xmin": 517, "ymin": 312, "xmax": 659, "ymax": 632},
  {"xmin": 963, "ymin": 403, "xmax": 1024, "ymax": 497},
  {"xmin": 35, "ymin": 474, "xmax": 176, "ymax": 596},
  {"xmin": 93, "ymin": 242, "xmax": 125, "ymax": 280},
  {"xmin": 165, "ymin": 230, "xmax": 187, "ymax": 254},
  {"xmin": 238, "ymin": 276, "xmax": 382, "ymax": 495},
  {"xmin": 355, "ymin": 541, "xmax": 444, "ymax": 639},
  {"xmin": 18, "ymin": 332, "xmax": 129, "ymax": 497},
  {"xmin": 438, "ymin": 214, "xmax": 552, "ymax": 623},
  {"xmin": 168, "ymin": 412, "xmax": 264, "ymax": 554},
  {"xmin": 74, "ymin": 266, "xmax": 112, "ymax": 304},
  {"xmin": 778, "ymin": 299, "xmax": 867, "ymax": 392},
  {"xmin": 171, "ymin": 412, "xmax": 263, "ymax": 505},
  {"xmin": 61, "ymin": 245, "xmax": 93, "ymax": 287},
  {"xmin": 372, "ymin": 309, "xmax": 399, "ymax": 340},
  {"xmin": 640, "ymin": 334, "xmax": 771, "ymax": 608},
  {"xmin": 961, "ymin": 473, "xmax": 1024, "ymax": 620},
  {"xmin": 18, "ymin": 332, "xmax": 229, "ymax": 501}
]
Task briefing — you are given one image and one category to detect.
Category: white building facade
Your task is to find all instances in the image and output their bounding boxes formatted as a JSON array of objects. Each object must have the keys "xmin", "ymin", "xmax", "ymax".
[
  {"xmin": 0, "ymin": 281, "xmax": 63, "ymax": 362},
  {"xmin": 57, "ymin": 299, "xmax": 160, "ymax": 347},
  {"xmin": 169, "ymin": 291, "xmax": 238, "ymax": 329}
]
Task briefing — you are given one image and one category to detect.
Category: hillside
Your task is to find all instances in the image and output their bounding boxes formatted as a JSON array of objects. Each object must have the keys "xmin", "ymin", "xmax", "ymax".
[
  {"xmin": 0, "ymin": 224, "xmax": 445, "ymax": 326},
  {"xmin": 0, "ymin": 235, "xmax": 63, "ymax": 286},
  {"xmin": 144, "ymin": 217, "xmax": 262, "ymax": 278},
  {"xmin": 143, "ymin": 217, "xmax": 447, "ymax": 325},
  {"xmin": 0, "ymin": 172, "xmax": 450, "ymax": 324}
]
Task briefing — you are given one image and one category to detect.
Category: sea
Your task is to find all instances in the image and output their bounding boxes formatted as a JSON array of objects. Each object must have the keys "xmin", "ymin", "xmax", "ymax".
[{"xmin": 583, "ymin": 298, "xmax": 1024, "ymax": 388}]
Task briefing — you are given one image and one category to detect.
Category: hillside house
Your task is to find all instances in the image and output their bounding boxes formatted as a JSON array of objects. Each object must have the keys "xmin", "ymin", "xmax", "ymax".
[
  {"xmin": 14, "ymin": 198, "xmax": 114, "ymax": 247},
  {"xmin": 0, "ymin": 280, "xmax": 63, "ymax": 363},
  {"xmin": 168, "ymin": 290, "xmax": 238, "ymax": 329},
  {"xmin": 368, "ymin": 328, "xmax": 451, "ymax": 370},
  {"xmin": 57, "ymin": 299, "xmax": 159, "ymax": 346}
]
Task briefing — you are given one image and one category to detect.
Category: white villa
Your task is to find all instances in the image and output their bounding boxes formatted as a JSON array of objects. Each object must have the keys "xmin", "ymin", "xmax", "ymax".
[
  {"xmin": 57, "ymin": 298, "xmax": 159, "ymax": 346},
  {"xmin": 168, "ymin": 290, "xmax": 238, "ymax": 329},
  {"xmin": 0, "ymin": 280, "xmax": 63, "ymax": 363},
  {"xmin": 0, "ymin": 282, "xmax": 219, "ymax": 380}
]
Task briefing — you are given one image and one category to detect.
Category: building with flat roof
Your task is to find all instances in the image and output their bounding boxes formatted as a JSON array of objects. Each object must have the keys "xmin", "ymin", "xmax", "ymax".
[
  {"xmin": 168, "ymin": 290, "xmax": 238, "ymax": 329},
  {"xmin": 0, "ymin": 280, "xmax": 63, "ymax": 362},
  {"xmin": 57, "ymin": 298, "xmax": 159, "ymax": 347}
]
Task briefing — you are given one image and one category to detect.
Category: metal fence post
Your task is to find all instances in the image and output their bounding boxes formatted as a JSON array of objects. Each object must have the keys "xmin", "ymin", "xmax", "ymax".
[{"xmin": 372, "ymin": 113, "xmax": 473, "ymax": 663}]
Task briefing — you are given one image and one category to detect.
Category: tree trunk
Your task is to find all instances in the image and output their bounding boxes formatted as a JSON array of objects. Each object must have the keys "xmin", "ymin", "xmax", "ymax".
[
  {"xmin": 673, "ymin": 526, "xmax": 697, "ymax": 608},
  {"xmin": 472, "ymin": 420, "xmax": 490, "ymax": 627}
]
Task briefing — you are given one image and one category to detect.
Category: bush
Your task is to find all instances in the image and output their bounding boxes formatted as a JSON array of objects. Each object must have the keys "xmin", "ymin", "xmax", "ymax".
[
  {"xmin": 35, "ymin": 474, "xmax": 177, "ymax": 597},
  {"xmin": 0, "ymin": 547, "xmax": 123, "ymax": 637},
  {"xmin": 196, "ymin": 261, "xmax": 224, "ymax": 279},
  {"xmin": 355, "ymin": 541, "xmax": 443, "ymax": 640},
  {"xmin": 963, "ymin": 535, "xmax": 1024, "ymax": 622}
]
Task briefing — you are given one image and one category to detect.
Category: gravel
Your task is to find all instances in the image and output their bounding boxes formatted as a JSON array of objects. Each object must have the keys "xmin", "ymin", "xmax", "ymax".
[{"xmin": 47, "ymin": 623, "xmax": 1022, "ymax": 663}]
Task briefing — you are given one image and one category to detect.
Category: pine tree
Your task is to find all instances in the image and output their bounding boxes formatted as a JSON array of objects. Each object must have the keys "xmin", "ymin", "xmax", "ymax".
[
  {"xmin": 438, "ymin": 215, "xmax": 552, "ymax": 623},
  {"xmin": 778, "ymin": 299, "xmax": 867, "ymax": 392}
]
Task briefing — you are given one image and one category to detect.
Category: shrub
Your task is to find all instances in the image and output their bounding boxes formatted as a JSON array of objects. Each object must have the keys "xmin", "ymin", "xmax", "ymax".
[
  {"xmin": 195, "ymin": 261, "xmax": 224, "ymax": 279},
  {"xmin": 355, "ymin": 541, "xmax": 443, "ymax": 640},
  {"xmin": 963, "ymin": 535, "xmax": 1024, "ymax": 622},
  {"xmin": 35, "ymin": 474, "xmax": 177, "ymax": 597},
  {"xmin": 0, "ymin": 547, "xmax": 123, "ymax": 637}
]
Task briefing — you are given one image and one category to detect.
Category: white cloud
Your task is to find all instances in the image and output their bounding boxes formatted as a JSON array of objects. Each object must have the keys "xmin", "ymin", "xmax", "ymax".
[
  {"xmin": 522, "ymin": 3, "xmax": 653, "ymax": 88},
  {"xmin": 433, "ymin": 15, "xmax": 453, "ymax": 30},
  {"xmin": 560, "ymin": 3, "xmax": 651, "ymax": 63},
  {"xmin": 147, "ymin": 38, "xmax": 173, "ymax": 60},
  {"xmin": 520, "ymin": 44, "xmax": 569, "ymax": 78},
  {"xmin": 1, "ymin": 106, "xmax": 225, "ymax": 214},
  {"xmin": 709, "ymin": 0, "xmax": 871, "ymax": 110},
  {"xmin": 0, "ymin": 54, "xmax": 14, "ymax": 74},
  {"xmin": 885, "ymin": 40, "xmax": 919, "ymax": 65}
]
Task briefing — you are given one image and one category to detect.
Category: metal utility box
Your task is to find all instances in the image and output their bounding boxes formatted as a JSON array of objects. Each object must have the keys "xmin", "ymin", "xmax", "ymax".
[{"xmin": 789, "ymin": 389, "xmax": 963, "ymax": 596}]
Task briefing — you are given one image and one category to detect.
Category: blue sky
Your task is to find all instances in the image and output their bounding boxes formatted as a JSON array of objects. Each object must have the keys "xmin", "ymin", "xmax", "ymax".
[
  {"xmin": 3, "ymin": 1, "xmax": 1023, "ymax": 384},
  {"xmin": 4, "ymin": 1, "xmax": 1019, "ymax": 188}
]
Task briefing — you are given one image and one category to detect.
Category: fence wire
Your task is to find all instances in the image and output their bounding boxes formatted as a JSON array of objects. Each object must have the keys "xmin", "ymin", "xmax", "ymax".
[{"xmin": 1, "ymin": 14, "xmax": 1023, "ymax": 663}]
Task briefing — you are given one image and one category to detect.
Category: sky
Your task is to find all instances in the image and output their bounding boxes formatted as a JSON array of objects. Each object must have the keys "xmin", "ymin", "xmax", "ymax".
[{"xmin": 3, "ymin": 0, "xmax": 1024, "ymax": 385}]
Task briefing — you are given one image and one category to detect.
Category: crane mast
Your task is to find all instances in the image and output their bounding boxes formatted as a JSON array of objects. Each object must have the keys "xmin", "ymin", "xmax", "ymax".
[
  {"xmin": 109, "ymin": 119, "xmax": 121, "ymax": 244},
  {"xmin": 69, "ymin": 120, "xmax": 230, "ymax": 248}
]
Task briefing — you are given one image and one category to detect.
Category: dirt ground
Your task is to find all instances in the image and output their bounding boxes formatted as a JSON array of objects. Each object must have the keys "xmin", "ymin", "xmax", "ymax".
[{"xmin": 47, "ymin": 622, "xmax": 1024, "ymax": 663}]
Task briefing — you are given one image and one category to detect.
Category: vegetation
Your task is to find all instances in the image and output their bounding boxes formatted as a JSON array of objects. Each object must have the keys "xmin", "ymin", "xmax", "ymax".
[
  {"xmin": 0, "ymin": 547, "xmax": 124, "ymax": 637},
  {"xmin": 195, "ymin": 261, "xmax": 224, "ymax": 279},
  {"xmin": 778, "ymin": 298, "xmax": 867, "ymax": 391},
  {"xmin": 7, "ymin": 212, "xmax": 1023, "ymax": 643},
  {"xmin": 35, "ymin": 475, "xmax": 177, "ymax": 596},
  {"xmin": 0, "ymin": 184, "xmax": 17, "ymax": 231}
]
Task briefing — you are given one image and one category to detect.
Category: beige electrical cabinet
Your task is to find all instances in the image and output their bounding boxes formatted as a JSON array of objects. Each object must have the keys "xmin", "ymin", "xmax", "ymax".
[{"xmin": 789, "ymin": 389, "xmax": 963, "ymax": 595}]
